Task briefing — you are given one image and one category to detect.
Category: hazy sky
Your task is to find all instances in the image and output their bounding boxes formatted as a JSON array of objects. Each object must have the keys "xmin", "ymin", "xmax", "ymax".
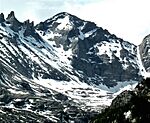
[{"xmin": 1, "ymin": 0, "xmax": 150, "ymax": 45}]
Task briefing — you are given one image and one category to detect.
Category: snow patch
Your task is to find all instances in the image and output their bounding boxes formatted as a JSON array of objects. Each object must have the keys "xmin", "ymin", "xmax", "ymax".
[
  {"xmin": 8, "ymin": 88, "xmax": 28, "ymax": 95},
  {"xmin": 124, "ymin": 110, "xmax": 131, "ymax": 119},
  {"xmin": 94, "ymin": 40, "xmax": 122, "ymax": 61},
  {"xmin": 33, "ymin": 77, "xmax": 112, "ymax": 107},
  {"xmin": 56, "ymin": 15, "xmax": 72, "ymax": 30},
  {"xmin": 84, "ymin": 29, "xmax": 97, "ymax": 38},
  {"xmin": 97, "ymin": 80, "xmax": 138, "ymax": 93}
]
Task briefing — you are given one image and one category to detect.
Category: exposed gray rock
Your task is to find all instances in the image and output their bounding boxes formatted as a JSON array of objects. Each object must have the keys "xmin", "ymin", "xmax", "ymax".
[
  {"xmin": 6, "ymin": 11, "xmax": 22, "ymax": 32},
  {"xmin": 23, "ymin": 20, "xmax": 35, "ymax": 36},
  {"xmin": 139, "ymin": 34, "xmax": 150, "ymax": 72},
  {"xmin": 0, "ymin": 13, "xmax": 5, "ymax": 23}
]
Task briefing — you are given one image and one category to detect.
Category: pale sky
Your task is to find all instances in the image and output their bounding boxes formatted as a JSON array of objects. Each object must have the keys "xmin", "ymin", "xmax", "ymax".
[{"xmin": 1, "ymin": 0, "xmax": 150, "ymax": 45}]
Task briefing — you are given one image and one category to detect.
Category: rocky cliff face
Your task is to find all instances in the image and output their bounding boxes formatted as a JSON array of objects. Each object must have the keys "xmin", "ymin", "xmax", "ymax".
[
  {"xmin": 36, "ymin": 12, "xmax": 142, "ymax": 87},
  {"xmin": 139, "ymin": 34, "xmax": 150, "ymax": 72}
]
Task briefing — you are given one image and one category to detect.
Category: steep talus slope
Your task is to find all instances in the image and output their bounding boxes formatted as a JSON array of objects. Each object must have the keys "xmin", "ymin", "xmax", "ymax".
[
  {"xmin": 0, "ymin": 11, "xmax": 145, "ymax": 122},
  {"xmin": 91, "ymin": 78, "xmax": 150, "ymax": 123}
]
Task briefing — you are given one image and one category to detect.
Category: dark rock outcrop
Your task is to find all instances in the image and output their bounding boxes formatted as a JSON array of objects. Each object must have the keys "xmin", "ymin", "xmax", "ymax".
[
  {"xmin": 0, "ymin": 13, "xmax": 5, "ymax": 23},
  {"xmin": 139, "ymin": 34, "xmax": 150, "ymax": 72},
  {"xmin": 23, "ymin": 20, "xmax": 35, "ymax": 36},
  {"xmin": 6, "ymin": 11, "xmax": 22, "ymax": 32},
  {"xmin": 91, "ymin": 78, "xmax": 150, "ymax": 123}
]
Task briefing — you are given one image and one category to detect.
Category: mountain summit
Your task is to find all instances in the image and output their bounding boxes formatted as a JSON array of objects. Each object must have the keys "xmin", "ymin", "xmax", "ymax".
[
  {"xmin": 0, "ymin": 11, "xmax": 149, "ymax": 122},
  {"xmin": 36, "ymin": 12, "xmax": 143, "ymax": 86}
]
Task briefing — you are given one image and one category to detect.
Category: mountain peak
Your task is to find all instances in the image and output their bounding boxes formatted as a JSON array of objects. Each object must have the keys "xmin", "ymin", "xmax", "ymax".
[
  {"xmin": 5, "ymin": 11, "xmax": 22, "ymax": 32},
  {"xmin": 6, "ymin": 11, "xmax": 15, "ymax": 20},
  {"xmin": 50, "ymin": 12, "xmax": 72, "ymax": 23},
  {"xmin": 55, "ymin": 12, "xmax": 70, "ymax": 16},
  {"xmin": 53, "ymin": 12, "xmax": 82, "ymax": 21},
  {"xmin": 35, "ymin": 12, "xmax": 73, "ymax": 31},
  {"xmin": 23, "ymin": 20, "xmax": 35, "ymax": 36},
  {"xmin": 23, "ymin": 19, "xmax": 34, "ymax": 27}
]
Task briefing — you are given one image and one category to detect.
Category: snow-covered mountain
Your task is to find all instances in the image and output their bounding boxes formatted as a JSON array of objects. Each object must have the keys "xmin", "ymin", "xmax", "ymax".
[{"xmin": 0, "ymin": 11, "xmax": 148, "ymax": 122}]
